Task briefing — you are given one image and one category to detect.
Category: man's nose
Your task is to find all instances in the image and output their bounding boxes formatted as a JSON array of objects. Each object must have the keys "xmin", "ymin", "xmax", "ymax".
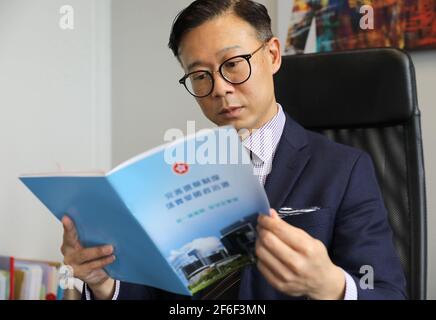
[{"xmin": 210, "ymin": 71, "xmax": 235, "ymax": 98}]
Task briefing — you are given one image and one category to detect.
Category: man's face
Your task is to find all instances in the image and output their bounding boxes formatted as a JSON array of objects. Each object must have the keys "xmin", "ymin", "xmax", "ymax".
[{"xmin": 178, "ymin": 13, "xmax": 281, "ymax": 131}]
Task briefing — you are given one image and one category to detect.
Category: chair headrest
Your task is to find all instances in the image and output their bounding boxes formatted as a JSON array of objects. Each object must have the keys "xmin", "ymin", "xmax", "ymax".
[{"xmin": 274, "ymin": 48, "xmax": 418, "ymax": 128}]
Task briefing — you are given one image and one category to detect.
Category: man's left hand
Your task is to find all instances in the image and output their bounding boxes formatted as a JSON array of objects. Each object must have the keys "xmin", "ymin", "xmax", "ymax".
[{"xmin": 255, "ymin": 209, "xmax": 346, "ymax": 300}]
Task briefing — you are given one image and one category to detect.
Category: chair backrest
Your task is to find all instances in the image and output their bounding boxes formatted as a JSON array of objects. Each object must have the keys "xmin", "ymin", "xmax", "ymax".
[{"xmin": 274, "ymin": 48, "xmax": 427, "ymax": 299}]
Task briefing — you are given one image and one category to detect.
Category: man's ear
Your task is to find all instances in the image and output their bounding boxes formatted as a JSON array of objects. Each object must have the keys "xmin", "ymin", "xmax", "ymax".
[{"xmin": 267, "ymin": 37, "xmax": 282, "ymax": 75}]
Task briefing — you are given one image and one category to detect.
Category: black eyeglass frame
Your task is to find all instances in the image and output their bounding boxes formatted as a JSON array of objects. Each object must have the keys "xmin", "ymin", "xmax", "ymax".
[{"xmin": 179, "ymin": 42, "xmax": 267, "ymax": 98}]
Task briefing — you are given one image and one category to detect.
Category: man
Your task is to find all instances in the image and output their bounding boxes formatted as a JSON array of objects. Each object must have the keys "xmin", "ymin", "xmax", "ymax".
[{"xmin": 61, "ymin": 0, "xmax": 407, "ymax": 300}]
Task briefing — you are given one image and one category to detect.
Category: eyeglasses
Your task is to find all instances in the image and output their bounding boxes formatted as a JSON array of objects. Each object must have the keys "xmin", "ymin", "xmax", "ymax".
[{"xmin": 179, "ymin": 43, "xmax": 267, "ymax": 98}]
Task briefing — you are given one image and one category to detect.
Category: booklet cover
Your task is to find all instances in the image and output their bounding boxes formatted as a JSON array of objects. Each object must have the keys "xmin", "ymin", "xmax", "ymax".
[{"xmin": 19, "ymin": 126, "xmax": 270, "ymax": 296}]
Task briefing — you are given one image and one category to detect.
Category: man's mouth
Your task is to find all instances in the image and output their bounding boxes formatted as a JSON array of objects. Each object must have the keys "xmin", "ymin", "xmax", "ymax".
[{"xmin": 218, "ymin": 106, "xmax": 244, "ymax": 119}]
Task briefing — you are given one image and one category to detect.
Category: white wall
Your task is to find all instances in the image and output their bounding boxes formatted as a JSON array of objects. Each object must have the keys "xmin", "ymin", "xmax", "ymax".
[
  {"xmin": 412, "ymin": 50, "xmax": 436, "ymax": 299},
  {"xmin": 111, "ymin": 0, "xmax": 212, "ymax": 166},
  {"xmin": 0, "ymin": 0, "xmax": 111, "ymax": 262}
]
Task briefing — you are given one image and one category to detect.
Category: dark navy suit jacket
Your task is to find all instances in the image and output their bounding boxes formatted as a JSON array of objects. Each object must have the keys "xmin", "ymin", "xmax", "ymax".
[{"xmin": 84, "ymin": 113, "xmax": 407, "ymax": 300}]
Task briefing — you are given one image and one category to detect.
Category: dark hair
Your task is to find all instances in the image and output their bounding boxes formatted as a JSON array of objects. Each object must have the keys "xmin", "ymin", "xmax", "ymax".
[{"xmin": 168, "ymin": 0, "xmax": 273, "ymax": 57}]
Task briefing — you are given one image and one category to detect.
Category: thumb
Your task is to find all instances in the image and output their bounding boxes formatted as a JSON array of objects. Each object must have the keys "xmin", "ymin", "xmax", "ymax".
[
  {"xmin": 62, "ymin": 215, "xmax": 79, "ymax": 247},
  {"xmin": 270, "ymin": 208, "xmax": 280, "ymax": 219}
]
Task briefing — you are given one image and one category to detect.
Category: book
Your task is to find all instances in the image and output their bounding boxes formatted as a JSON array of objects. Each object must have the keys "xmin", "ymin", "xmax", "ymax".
[
  {"xmin": 0, "ymin": 270, "xmax": 9, "ymax": 300},
  {"xmin": 0, "ymin": 256, "xmax": 62, "ymax": 300},
  {"xmin": 14, "ymin": 262, "xmax": 43, "ymax": 300},
  {"xmin": 0, "ymin": 256, "xmax": 14, "ymax": 300},
  {"xmin": 19, "ymin": 126, "xmax": 270, "ymax": 296}
]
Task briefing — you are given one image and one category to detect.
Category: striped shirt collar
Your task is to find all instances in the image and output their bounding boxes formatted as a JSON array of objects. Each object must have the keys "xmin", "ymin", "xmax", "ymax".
[{"xmin": 241, "ymin": 104, "xmax": 286, "ymax": 184}]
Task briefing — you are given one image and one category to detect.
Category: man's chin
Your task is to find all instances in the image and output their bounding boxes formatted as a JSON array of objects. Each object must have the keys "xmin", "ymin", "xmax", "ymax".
[
  {"xmin": 218, "ymin": 119, "xmax": 248, "ymax": 131},
  {"xmin": 210, "ymin": 113, "xmax": 255, "ymax": 132}
]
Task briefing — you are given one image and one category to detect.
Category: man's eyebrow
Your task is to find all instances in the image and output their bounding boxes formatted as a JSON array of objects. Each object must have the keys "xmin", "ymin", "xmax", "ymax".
[
  {"xmin": 216, "ymin": 45, "xmax": 241, "ymax": 56},
  {"xmin": 187, "ymin": 61, "xmax": 204, "ymax": 72},
  {"xmin": 186, "ymin": 45, "xmax": 242, "ymax": 72}
]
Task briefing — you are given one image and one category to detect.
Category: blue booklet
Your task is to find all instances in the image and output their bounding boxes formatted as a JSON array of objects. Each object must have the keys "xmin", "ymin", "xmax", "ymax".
[{"xmin": 19, "ymin": 126, "xmax": 270, "ymax": 296}]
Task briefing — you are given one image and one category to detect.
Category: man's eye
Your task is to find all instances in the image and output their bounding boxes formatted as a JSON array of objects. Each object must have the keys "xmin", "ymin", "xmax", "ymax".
[
  {"xmin": 225, "ymin": 60, "xmax": 243, "ymax": 69},
  {"xmin": 192, "ymin": 73, "xmax": 207, "ymax": 81}
]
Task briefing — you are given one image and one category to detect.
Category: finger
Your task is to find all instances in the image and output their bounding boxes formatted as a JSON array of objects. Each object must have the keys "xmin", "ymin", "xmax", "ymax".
[
  {"xmin": 257, "ymin": 259, "xmax": 280, "ymax": 287},
  {"xmin": 82, "ymin": 269, "xmax": 109, "ymax": 285},
  {"xmin": 255, "ymin": 237, "xmax": 295, "ymax": 283},
  {"xmin": 257, "ymin": 214, "xmax": 310, "ymax": 252},
  {"xmin": 73, "ymin": 245, "xmax": 113, "ymax": 265},
  {"xmin": 62, "ymin": 215, "xmax": 80, "ymax": 247},
  {"xmin": 256, "ymin": 228, "xmax": 301, "ymax": 275},
  {"xmin": 75, "ymin": 255, "xmax": 115, "ymax": 279},
  {"xmin": 256, "ymin": 260, "xmax": 304, "ymax": 297}
]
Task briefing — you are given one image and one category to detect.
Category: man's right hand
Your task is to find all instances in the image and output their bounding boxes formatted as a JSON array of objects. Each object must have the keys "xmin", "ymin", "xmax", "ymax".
[{"xmin": 61, "ymin": 215, "xmax": 116, "ymax": 300}]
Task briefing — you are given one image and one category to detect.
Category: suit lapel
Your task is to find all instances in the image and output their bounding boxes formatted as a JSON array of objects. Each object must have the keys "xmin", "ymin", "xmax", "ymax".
[
  {"xmin": 238, "ymin": 113, "xmax": 313, "ymax": 299},
  {"xmin": 264, "ymin": 113, "xmax": 312, "ymax": 209}
]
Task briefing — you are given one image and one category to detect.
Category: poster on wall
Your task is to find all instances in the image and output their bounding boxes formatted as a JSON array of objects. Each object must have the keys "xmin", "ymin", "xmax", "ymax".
[{"xmin": 280, "ymin": 0, "xmax": 436, "ymax": 54}]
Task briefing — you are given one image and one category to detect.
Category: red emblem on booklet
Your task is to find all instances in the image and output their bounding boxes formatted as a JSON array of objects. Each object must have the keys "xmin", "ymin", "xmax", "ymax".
[{"xmin": 173, "ymin": 162, "xmax": 189, "ymax": 175}]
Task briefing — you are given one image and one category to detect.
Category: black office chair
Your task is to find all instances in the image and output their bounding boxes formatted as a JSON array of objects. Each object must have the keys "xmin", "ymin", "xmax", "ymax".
[{"xmin": 274, "ymin": 48, "xmax": 427, "ymax": 300}]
